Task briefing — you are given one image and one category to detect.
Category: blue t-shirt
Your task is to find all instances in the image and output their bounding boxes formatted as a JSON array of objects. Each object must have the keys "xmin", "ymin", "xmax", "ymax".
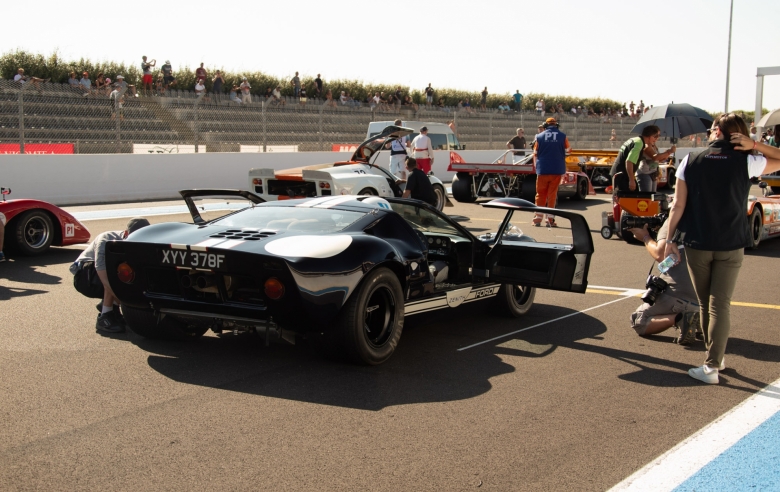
[{"xmin": 513, "ymin": 93, "xmax": 522, "ymax": 104}]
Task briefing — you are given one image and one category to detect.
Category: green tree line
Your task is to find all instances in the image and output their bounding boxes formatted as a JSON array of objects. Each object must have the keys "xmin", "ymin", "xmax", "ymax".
[{"xmin": 2, "ymin": 49, "xmax": 761, "ymax": 118}]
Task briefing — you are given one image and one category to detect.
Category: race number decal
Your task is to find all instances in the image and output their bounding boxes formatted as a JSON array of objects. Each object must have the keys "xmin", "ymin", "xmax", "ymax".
[{"xmin": 65, "ymin": 223, "xmax": 75, "ymax": 238}]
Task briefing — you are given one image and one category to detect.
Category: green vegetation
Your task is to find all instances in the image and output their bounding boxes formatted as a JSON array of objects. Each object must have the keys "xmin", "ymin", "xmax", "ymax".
[{"xmin": 1, "ymin": 50, "xmax": 766, "ymax": 118}]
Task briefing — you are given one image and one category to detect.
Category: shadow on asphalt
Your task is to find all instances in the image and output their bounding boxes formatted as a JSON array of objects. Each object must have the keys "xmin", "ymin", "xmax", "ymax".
[
  {"xmin": 0, "ymin": 248, "xmax": 78, "ymax": 299},
  {"xmin": 126, "ymin": 298, "xmax": 779, "ymax": 408}
]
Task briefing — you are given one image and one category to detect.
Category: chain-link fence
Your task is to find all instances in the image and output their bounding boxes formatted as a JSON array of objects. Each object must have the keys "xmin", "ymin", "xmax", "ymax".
[{"xmin": 0, "ymin": 80, "xmax": 708, "ymax": 154}]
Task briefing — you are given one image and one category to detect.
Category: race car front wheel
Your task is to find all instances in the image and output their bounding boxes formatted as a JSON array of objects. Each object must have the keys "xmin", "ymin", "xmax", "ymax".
[
  {"xmin": 123, "ymin": 306, "xmax": 208, "ymax": 341},
  {"xmin": 332, "ymin": 267, "xmax": 404, "ymax": 365},
  {"xmin": 11, "ymin": 210, "xmax": 54, "ymax": 255},
  {"xmin": 496, "ymin": 284, "xmax": 536, "ymax": 317}
]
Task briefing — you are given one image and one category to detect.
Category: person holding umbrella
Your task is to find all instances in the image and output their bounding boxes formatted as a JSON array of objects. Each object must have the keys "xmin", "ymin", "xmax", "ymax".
[{"xmin": 663, "ymin": 113, "xmax": 780, "ymax": 384}]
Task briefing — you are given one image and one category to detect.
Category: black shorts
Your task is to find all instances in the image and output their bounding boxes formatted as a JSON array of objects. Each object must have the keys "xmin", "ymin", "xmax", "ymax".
[
  {"xmin": 612, "ymin": 172, "xmax": 629, "ymax": 193},
  {"xmin": 163, "ymin": 75, "xmax": 176, "ymax": 85}
]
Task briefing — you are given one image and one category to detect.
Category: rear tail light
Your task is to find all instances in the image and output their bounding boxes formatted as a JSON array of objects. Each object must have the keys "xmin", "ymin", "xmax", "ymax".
[
  {"xmin": 117, "ymin": 262, "xmax": 135, "ymax": 284},
  {"xmin": 264, "ymin": 278, "xmax": 285, "ymax": 300},
  {"xmin": 319, "ymin": 181, "xmax": 331, "ymax": 189},
  {"xmin": 252, "ymin": 178, "xmax": 263, "ymax": 185}
]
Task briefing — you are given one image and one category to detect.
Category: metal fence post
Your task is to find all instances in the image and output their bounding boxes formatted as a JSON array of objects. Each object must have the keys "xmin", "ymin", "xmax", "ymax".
[
  {"xmin": 573, "ymin": 115, "xmax": 578, "ymax": 148},
  {"xmin": 194, "ymin": 94, "xmax": 203, "ymax": 153},
  {"xmin": 18, "ymin": 84, "xmax": 26, "ymax": 154},
  {"xmin": 114, "ymin": 94, "xmax": 121, "ymax": 153},
  {"xmin": 262, "ymin": 101, "xmax": 267, "ymax": 153},
  {"xmin": 599, "ymin": 119, "xmax": 603, "ymax": 147},
  {"xmin": 318, "ymin": 102, "xmax": 324, "ymax": 151},
  {"xmin": 488, "ymin": 112, "xmax": 494, "ymax": 149}
]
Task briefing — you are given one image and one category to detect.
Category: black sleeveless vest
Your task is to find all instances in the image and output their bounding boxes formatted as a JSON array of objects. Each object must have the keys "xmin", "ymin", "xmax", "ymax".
[{"xmin": 676, "ymin": 140, "xmax": 752, "ymax": 251}]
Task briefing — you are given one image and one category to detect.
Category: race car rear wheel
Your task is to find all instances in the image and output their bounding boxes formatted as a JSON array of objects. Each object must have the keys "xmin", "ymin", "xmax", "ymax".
[
  {"xmin": 748, "ymin": 207, "xmax": 762, "ymax": 249},
  {"xmin": 432, "ymin": 184, "xmax": 446, "ymax": 211},
  {"xmin": 332, "ymin": 267, "xmax": 404, "ymax": 365},
  {"xmin": 451, "ymin": 174, "xmax": 477, "ymax": 203},
  {"xmin": 123, "ymin": 306, "xmax": 208, "ymax": 341},
  {"xmin": 11, "ymin": 210, "xmax": 54, "ymax": 255},
  {"xmin": 357, "ymin": 188, "xmax": 377, "ymax": 196},
  {"xmin": 572, "ymin": 177, "xmax": 588, "ymax": 201},
  {"xmin": 496, "ymin": 284, "xmax": 536, "ymax": 317}
]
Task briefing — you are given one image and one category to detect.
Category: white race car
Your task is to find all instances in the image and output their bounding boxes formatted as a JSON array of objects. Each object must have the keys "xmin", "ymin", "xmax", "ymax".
[{"xmin": 248, "ymin": 127, "xmax": 450, "ymax": 211}]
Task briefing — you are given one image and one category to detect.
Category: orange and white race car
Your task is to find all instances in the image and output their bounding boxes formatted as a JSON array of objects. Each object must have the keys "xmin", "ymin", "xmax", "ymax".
[{"xmin": 747, "ymin": 180, "xmax": 780, "ymax": 248}]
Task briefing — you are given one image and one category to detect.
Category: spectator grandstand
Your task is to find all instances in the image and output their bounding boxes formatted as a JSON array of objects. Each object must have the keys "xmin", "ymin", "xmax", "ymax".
[{"xmin": 0, "ymin": 79, "xmax": 703, "ymax": 154}]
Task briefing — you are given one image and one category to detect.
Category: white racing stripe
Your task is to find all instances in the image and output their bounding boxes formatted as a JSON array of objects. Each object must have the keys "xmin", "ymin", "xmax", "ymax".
[{"xmin": 609, "ymin": 377, "xmax": 780, "ymax": 491}]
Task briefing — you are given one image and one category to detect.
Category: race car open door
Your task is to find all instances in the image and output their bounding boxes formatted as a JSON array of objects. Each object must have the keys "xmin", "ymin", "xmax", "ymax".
[{"xmin": 482, "ymin": 198, "xmax": 593, "ymax": 293}]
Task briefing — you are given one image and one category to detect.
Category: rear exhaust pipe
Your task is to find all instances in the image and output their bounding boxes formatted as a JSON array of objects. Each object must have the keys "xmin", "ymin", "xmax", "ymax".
[
  {"xmin": 181, "ymin": 275, "xmax": 193, "ymax": 288},
  {"xmin": 196, "ymin": 275, "xmax": 215, "ymax": 289}
]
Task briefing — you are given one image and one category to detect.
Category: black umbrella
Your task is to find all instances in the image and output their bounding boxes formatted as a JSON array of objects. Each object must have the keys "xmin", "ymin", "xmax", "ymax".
[{"xmin": 631, "ymin": 103, "xmax": 714, "ymax": 140}]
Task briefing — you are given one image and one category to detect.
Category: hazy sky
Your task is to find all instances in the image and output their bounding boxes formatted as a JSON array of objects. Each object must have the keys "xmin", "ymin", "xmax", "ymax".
[{"xmin": 2, "ymin": 0, "xmax": 778, "ymax": 114}]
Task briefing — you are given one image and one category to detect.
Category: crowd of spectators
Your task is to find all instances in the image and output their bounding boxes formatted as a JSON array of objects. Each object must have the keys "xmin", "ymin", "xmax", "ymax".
[{"xmin": 8, "ymin": 58, "xmax": 662, "ymax": 120}]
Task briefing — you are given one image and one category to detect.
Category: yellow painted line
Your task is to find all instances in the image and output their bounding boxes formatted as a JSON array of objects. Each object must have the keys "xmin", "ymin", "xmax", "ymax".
[
  {"xmin": 586, "ymin": 289, "xmax": 627, "ymax": 296},
  {"xmin": 732, "ymin": 301, "xmax": 780, "ymax": 310},
  {"xmin": 586, "ymin": 288, "xmax": 780, "ymax": 309}
]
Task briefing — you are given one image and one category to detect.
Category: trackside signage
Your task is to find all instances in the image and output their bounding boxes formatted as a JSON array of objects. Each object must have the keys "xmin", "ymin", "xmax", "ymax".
[
  {"xmin": 133, "ymin": 144, "xmax": 204, "ymax": 154},
  {"xmin": 332, "ymin": 144, "xmax": 359, "ymax": 152},
  {"xmin": 0, "ymin": 143, "xmax": 74, "ymax": 154}
]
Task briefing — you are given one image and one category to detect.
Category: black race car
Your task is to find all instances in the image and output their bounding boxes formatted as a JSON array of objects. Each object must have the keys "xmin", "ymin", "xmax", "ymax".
[{"xmin": 106, "ymin": 190, "xmax": 594, "ymax": 365}]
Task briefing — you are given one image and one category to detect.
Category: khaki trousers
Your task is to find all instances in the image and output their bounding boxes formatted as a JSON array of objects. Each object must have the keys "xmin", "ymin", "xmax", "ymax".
[{"xmin": 685, "ymin": 247, "xmax": 744, "ymax": 369}]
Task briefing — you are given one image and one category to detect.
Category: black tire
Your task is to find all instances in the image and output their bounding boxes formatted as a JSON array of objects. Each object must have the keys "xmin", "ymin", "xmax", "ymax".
[
  {"xmin": 521, "ymin": 176, "xmax": 537, "ymax": 201},
  {"xmin": 431, "ymin": 184, "xmax": 446, "ymax": 212},
  {"xmin": 331, "ymin": 267, "xmax": 404, "ymax": 365},
  {"xmin": 496, "ymin": 284, "xmax": 536, "ymax": 318},
  {"xmin": 357, "ymin": 187, "xmax": 377, "ymax": 196},
  {"xmin": 665, "ymin": 170, "xmax": 676, "ymax": 189},
  {"xmin": 451, "ymin": 175, "xmax": 477, "ymax": 203},
  {"xmin": 572, "ymin": 177, "xmax": 588, "ymax": 201},
  {"xmin": 600, "ymin": 226, "xmax": 613, "ymax": 239},
  {"xmin": 123, "ymin": 305, "xmax": 208, "ymax": 341},
  {"xmin": 748, "ymin": 207, "xmax": 762, "ymax": 249},
  {"xmin": 12, "ymin": 210, "xmax": 54, "ymax": 255}
]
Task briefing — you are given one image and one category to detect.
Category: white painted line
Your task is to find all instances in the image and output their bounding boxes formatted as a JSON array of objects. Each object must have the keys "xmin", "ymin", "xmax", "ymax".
[
  {"xmin": 609, "ymin": 377, "xmax": 780, "ymax": 491},
  {"xmin": 457, "ymin": 296, "xmax": 633, "ymax": 351}
]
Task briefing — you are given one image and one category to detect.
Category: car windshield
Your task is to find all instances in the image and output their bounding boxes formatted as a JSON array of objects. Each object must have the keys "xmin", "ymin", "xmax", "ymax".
[
  {"xmin": 389, "ymin": 201, "xmax": 465, "ymax": 236},
  {"xmin": 212, "ymin": 206, "xmax": 365, "ymax": 233}
]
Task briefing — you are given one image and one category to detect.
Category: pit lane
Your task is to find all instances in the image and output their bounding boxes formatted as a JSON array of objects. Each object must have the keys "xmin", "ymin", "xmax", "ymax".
[{"xmin": 1, "ymin": 189, "xmax": 779, "ymax": 490}]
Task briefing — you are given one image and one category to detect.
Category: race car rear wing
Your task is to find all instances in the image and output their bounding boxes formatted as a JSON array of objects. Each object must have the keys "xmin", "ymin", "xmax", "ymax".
[{"xmin": 180, "ymin": 189, "xmax": 265, "ymax": 224}]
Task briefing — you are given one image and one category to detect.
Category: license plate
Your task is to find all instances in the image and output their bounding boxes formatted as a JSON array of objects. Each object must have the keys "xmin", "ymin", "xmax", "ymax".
[{"xmin": 160, "ymin": 249, "xmax": 226, "ymax": 270}]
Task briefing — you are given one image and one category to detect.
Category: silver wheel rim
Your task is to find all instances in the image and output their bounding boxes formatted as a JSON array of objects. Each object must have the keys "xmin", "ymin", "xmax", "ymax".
[{"xmin": 23, "ymin": 215, "xmax": 51, "ymax": 249}]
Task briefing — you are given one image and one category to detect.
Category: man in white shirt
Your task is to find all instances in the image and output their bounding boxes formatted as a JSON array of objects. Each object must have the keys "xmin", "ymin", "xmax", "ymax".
[
  {"xmin": 411, "ymin": 126, "xmax": 434, "ymax": 174},
  {"xmin": 388, "ymin": 119, "xmax": 409, "ymax": 180},
  {"xmin": 240, "ymin": 77, "xmax": 252, "ymax": 103}
]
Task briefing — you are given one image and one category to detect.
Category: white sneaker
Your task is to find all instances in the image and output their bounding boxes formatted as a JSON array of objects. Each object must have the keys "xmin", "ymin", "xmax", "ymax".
[{"xmin": 688, "ymin": 365, "xmax": 719, "ymax": 384}]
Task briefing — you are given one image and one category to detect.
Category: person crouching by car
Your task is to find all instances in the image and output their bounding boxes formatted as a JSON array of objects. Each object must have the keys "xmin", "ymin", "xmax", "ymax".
[
  {"xmin": 402, "ymin": 157, "xmax": 437, "ymax": 207},
  {"xmin": 70, "ymin": 217, "xmax": 150, "ymax": 334},
  {"xmin": 628, "ymin": 220, "xmax": 700, "ymax": 344}
]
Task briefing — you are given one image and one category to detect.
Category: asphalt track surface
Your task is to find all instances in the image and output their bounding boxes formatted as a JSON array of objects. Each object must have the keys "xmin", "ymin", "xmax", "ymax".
[{"xmin": 1, "ymin": 189, "xmax": 779, "ymax": 491}]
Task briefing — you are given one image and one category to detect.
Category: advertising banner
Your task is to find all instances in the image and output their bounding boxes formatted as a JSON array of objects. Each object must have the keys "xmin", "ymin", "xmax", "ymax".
[
  {"xmin": 331, "ymin": 144, "xmax": 359, "ymax": 152},
  {"xmin": 0, "ymin": 143, "xmax": 74, "ymax": 154},
  {"xmin": 133, "ymin": 144, "xmax": 205, "ymax": 154}
]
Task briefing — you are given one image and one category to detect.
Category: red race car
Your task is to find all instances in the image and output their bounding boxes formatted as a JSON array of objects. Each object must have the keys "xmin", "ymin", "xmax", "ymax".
[{"xmin": 0, "ymin": 187, "xmax": 90, "ymax": 256}]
